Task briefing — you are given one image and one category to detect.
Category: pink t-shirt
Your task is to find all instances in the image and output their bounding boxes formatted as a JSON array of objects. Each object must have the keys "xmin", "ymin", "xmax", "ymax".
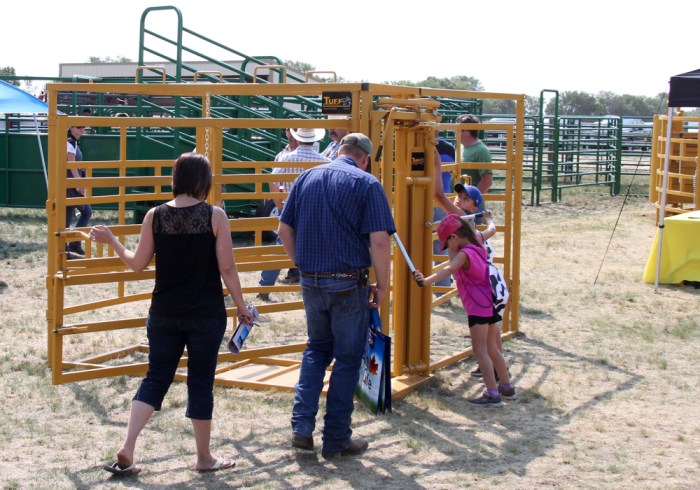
[{"xmin": 454, "ymin": 244, "xmax": 493, "ymax": 317}]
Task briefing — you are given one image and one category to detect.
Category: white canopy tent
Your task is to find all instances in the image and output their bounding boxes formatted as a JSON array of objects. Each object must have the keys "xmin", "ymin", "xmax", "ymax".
[{"xmin": 654, "ymin": 68, "xmax": 700, "ymax": 290}]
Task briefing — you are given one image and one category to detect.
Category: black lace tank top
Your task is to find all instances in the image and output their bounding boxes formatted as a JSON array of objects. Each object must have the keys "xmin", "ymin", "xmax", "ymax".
[{"xmin": 149, "ymin": 202, "xmax": 226, "ymax": 319}]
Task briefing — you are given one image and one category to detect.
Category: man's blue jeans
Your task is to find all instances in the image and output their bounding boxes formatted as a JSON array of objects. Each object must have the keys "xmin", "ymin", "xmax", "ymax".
[
  {"xmin": 259, "ymin": 235, "xmax": 299, "ymax": 286},
  {"xmin": 292, "ymin": 276, "xmax": 369, "ymax": 452},
  {"xmin": 134, "ymin": 314, "xmax": 226, "ymax": 420}
]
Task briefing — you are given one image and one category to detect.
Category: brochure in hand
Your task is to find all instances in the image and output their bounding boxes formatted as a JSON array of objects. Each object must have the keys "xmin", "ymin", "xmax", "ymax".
[{"xmin": 227, "ymin": 304, "xmax": 259, "ymax": 354}]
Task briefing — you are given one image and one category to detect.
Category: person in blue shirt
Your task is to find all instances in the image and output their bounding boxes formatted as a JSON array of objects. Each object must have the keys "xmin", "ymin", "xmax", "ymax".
[
  {"xmin": 278, "ymin": 133, "xmax": 395, "ymax": 460},
  {"xmin": 433, "ymin": 134, "xmax": 456, "ymax": 293}
]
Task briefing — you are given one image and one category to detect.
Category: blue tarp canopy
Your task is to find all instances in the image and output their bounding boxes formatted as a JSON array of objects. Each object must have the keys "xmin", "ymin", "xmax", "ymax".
[
  {"xmin": 0, "ymin": 79, "xmax": 50, "ymax": 186},
  {"xmin": 0, "ymin": 79, "xmax": 49, "ymax": 114}
]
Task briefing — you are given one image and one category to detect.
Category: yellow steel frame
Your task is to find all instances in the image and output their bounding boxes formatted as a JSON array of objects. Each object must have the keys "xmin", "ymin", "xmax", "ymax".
[
  {"xmin": 370, "ymin": 90, "xmax": 524, "ymax": 397},
  {"xmin": 45, "ymin": 81, "xmax": 524, "ymax": 401},
  {"xmin": 649, "ymin": 113, "xmax": 700, "ymax": 223}
]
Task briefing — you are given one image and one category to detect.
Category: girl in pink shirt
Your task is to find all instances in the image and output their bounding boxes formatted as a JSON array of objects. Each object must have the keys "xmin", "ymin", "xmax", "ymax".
[{"xmin": 414, "ymin": 214, "xmax": 515, "ymax": 407}]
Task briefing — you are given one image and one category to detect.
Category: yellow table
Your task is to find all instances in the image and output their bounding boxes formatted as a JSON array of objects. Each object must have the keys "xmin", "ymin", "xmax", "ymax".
[{"xmin": 643, "ymin": 210, "xmax": 700, "ymax": 284}]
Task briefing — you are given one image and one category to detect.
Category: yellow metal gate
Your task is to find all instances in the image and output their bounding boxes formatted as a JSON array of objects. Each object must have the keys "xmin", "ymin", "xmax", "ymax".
[{"xmin": 46, "ymin": 81, "xmax": 523, "ymax": 400}]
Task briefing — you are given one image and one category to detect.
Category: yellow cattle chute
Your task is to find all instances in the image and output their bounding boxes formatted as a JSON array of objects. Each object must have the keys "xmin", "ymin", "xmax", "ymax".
[
  {"xmin": 45, "ymin": 81, "xmax": 523, "ymax": 400},
  {"xmin": 371, "ymin": 92, "xmax": 524, "ymax": 396},
  {"xmin": 649, "ymin": 112, "xmax": 700, "ymax": 222}
]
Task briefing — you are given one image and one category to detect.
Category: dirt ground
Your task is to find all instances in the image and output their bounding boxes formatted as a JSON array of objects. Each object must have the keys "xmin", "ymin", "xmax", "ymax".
[{"xmin": 0, "ymin": 193, "xmax": 698, "ymax": 489}]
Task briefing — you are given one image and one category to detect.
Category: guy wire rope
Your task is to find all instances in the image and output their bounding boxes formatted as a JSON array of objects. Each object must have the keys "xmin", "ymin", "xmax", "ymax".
[{"xmin": 593, "ymin": 95, "xmax": 668, "ymax": 286}]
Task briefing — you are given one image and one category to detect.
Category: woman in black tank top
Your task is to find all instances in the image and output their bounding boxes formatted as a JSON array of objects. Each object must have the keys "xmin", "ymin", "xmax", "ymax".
[{"xmin": 90, "ymin": 153, "xmax": 253, "ymax": 474}]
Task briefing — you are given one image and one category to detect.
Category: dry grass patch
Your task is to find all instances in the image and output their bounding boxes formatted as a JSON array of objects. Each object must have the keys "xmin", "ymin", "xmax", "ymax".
[{"xmin": 1, "ymin": 194, "xmax": 699, "ymax": 489}]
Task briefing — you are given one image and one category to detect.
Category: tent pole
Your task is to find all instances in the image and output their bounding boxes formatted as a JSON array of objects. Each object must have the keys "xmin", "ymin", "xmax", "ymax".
[
  {"xmin": 34, "ymin": 114, "xmax": 48, "ymax": 188},
  {"xmin": 654, "ymin": 107, "xmax": 674, "ymax": 291}
]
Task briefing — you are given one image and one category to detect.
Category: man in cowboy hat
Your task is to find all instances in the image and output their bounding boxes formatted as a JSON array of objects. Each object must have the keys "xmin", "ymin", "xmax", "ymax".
[{"xmin": 257, "ymin": 127, "xmax": 330, "ymax": 300}]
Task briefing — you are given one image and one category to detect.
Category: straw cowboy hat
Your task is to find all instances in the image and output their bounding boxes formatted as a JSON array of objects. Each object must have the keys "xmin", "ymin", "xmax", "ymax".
[{"xmin": 290, "ymin": 127, "xmax": 326, "ymax": 143}]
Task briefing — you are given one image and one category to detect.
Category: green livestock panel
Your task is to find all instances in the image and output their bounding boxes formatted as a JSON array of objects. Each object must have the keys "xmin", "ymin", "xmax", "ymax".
[
  {"xmin": 0, "ymin": 133, "xmax": 187, "ymax": 209},
  {"xmin": 0, "ymin": 133, "xmax": 48, "ymax": 208}
]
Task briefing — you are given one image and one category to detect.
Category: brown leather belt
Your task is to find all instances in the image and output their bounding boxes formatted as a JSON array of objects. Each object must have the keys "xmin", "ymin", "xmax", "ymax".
[{"xmin": 301, "ymin": 270, "xmax": 366, "ymax": 280}]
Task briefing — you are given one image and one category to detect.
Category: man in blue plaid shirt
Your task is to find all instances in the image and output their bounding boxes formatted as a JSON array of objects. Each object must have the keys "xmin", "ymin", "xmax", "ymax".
[{"xmin": 279, "ymin": 132, "xmax": 395, "ymax": 460}]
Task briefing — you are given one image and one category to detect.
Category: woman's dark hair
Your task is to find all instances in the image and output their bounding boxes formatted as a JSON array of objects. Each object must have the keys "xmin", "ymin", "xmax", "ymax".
[
  {"xmin": 172, "ymin": 152, "xmax": 212, "ymax": 200},
  {"xmin": 454, "ymin": 221, "xmax": 483, "ymax": 249}
]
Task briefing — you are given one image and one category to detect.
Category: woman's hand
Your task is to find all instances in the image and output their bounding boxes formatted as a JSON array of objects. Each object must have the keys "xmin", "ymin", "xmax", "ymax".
[
  {"xmin": 237, "ymin": 306, "xmax": 254, "ymax": 325},
  {"xmin": 89, "ymin": 225, "xmax": 115, "ymax": 244}
]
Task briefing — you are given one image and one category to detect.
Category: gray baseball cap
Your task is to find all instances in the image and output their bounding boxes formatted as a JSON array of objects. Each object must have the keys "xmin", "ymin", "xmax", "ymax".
[{"xmin": 340, "ymin": 133, "xmax": 372, "ymax": 155}]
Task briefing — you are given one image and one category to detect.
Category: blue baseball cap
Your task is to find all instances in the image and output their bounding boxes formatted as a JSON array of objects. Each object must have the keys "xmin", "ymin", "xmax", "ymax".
[{"xmin": 453, "ymin": 183, "xmax": 483, "ymax": 208}]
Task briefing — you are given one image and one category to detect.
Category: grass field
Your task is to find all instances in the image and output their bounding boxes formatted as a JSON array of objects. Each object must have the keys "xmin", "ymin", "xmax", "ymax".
[{"xmin": 0, "ymin": 191, "xmax": 698, "ymax": 489}]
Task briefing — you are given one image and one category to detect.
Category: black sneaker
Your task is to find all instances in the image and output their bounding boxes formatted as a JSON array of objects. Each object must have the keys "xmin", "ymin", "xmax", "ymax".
[
  {"xmin": 256, "ymin": 293, "xmax": 271, "ymax": 302},
  {"xmin": 470, "ymin": 367, "xmax": 482, "ymax": 378},
  {"xmin": 291, "ymin": 433, "xmax": 314, "ymax": 451},
  {"xmin": 278, "ymin": 275, "xmax": 300, "ymax": 284},
  {"xmin": 321, "ymin": 438, "xmax": 368, "ymax": 460},
  {"xmin": 68, "ymin": 244, "xmax": 86, "ymax": 255},
  {"xmin": 468, "ymin": 391, "xmax": 503, "ymax": 407}
]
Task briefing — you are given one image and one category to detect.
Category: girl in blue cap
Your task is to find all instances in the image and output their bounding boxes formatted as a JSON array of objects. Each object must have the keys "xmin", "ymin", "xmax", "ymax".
[{"xmin": 432, "ymin": 156, "xmax": 510, "ymax": 379}]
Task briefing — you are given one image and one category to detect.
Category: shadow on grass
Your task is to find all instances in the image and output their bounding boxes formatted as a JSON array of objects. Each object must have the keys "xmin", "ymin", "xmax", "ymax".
[
  {"xmin": 60, "ymin": 334, "xmax": 642, "ymax": 488},
  {"xmin": 240, "ymin": 334, "xmax": 639, "ymax": 487},
  {"xmin": 377, "ymin": 333, "xmax": 643, "ymax": 482},
  {"xmin": 519, "ymin": 305, "xmax": 556, "ymax": 321},
  {"xmin": 0, "ymin": 209, "xmax": 47, "ymax": 226},
  {"xmin": 0, "ymin": 209, "xmax": 47, "ymax": 260},
  {"xmin": 0, "ymin": 239, "xmax": 46, "ymax": 260}
]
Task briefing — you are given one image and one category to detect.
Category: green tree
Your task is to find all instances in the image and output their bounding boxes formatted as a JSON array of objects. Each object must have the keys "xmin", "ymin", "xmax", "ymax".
[
  {"xmin": 525, "ymin": 95, "xmax": 541, "ymax": 115},
  {"xmin": 421, "ymin": 75, "xmax": 483, "ymax": 91},
  {"xmin": 0, "ymin": 66, "xmax": 19, "ymax": 86},
  {"xmin": 546, "ymin": 91, "xmax": 602, "ymax": 115},
  {"xmin": 388, "ymin": 79, "xmax": 419, "ymax": 86},
  {"xmin": 388, "ymin": 75, "xmax": 483, "ymax": 91},
  {"xmin": 284, "ymin": 60, "xmax": 315, "ymax": 74},
  {"xmin": 597, "ymin": 92, "xmax": 665, "ymax": 117},
  {"xmin": 483, "ymin": 99, "xmax": 516, "ymax": 114},
  {"xmin": 88, "ymin": 56, "xmax": 132, "ymax": 63}
]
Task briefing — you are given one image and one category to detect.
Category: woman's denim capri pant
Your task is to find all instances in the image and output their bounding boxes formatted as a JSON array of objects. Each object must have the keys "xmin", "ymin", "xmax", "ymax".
[{"xmin": 134, "ymin": 313, "xmax": 226, "ymax": 420}]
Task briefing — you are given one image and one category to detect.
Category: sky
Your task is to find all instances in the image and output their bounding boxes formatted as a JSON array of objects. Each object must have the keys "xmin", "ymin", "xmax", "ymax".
[{"xmin": 4, "ymin": 0, "xmax": 699, "ymax": 99}]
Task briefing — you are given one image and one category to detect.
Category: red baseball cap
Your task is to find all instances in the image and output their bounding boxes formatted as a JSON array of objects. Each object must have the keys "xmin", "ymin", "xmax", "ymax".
[{"xmin": 437, "ymin": 214, "xmax": 462, "ymax": 252}]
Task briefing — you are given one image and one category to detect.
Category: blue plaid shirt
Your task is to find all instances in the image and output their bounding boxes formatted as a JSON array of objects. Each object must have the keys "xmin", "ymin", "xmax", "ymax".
[{"xmin": 280, "ymin": 156, "xmax": 396, "ymax": 272}]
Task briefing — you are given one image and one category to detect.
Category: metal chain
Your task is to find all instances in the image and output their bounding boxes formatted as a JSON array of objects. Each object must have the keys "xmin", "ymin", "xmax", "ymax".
[{"xmin": 204, "ymin": 92, "xmax": 211, "ymax": 159}]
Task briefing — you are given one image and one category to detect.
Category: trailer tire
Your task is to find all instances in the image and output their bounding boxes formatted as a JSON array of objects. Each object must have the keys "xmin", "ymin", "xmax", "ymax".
[{"xmin": 255, "ymin": 199, "xmax": 279, "ymax": 242}]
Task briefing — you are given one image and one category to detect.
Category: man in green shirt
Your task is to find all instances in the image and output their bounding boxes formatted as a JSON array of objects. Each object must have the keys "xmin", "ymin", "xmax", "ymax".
[{"xmin": 456, "ymin": 114, "xmax": 493, "ymax": 195}]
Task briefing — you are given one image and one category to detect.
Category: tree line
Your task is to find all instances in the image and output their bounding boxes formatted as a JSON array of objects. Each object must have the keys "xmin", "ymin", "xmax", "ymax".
[
  {"xmin": 286, "ymin": 61, "xmax": 695, "ymax": 118},
  {"xmin": 3, "ymin": 62, "xmax": 697, "ymax": 117},
  {"xmin": 382, "ymin": 75, "xmax": 678, "ymax": 117}
]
